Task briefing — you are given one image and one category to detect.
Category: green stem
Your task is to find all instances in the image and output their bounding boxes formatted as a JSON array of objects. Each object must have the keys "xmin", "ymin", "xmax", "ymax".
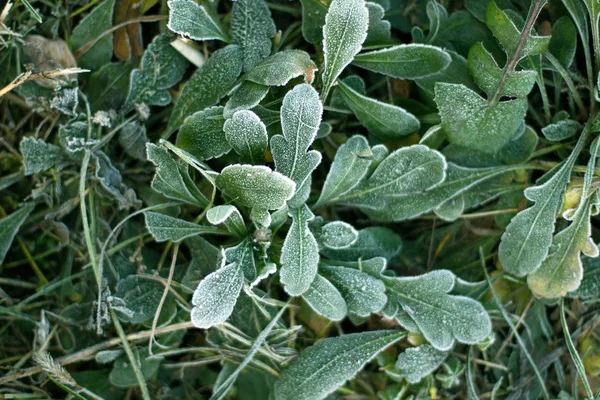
[{"xmin": 545, "ymin": 52, "xmax": 587, "ymax": 117}]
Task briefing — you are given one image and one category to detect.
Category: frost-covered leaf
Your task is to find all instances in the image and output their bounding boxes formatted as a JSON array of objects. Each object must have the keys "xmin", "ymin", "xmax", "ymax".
[
  {"xmin": 94, "ymin": 151, "xmax": 136, "ymax": 209},
  {"xmin": 435, "ymin": 83, "xmax": 528, "ymax": 154},
  {"xmin": 364, "ymin": 2, "xmax": 391, "ymax": 45},
  {"xmin": 20, "ymin": 137, "xmax": 63, "ymax": 175},
  {"xmin": 206, "ymin": 205, "xmax": 247, "ymax": 238},
  {"xmin": 384, "ymin": 270, "xmax": 492, "ymax": 350},
  {"xmin": 167, "ymin": 0, "xmax": 227, "ymax": 42},
  {"xmin": 321, "ymin": 265, "xmax": 387, "ymax": 317},
  {"xmin": 541, "ymin": 119, "xmax": 580, "ymax": 142},
  {"xmin": 353, "ymin": 44, "xmax": 451, "ymax": 79},
  {"xmin": 118, "ymin": 121, "xmax": 148, "ymax": 160},
  {"xmin": 467, "ymin": 42, "xmax": 536, "ymax": 98},
  {"xmin": 86, "ymin": 59, "xmax": 137, "ymax": 112},
  {"xmin": 320, "ymin": 221, "xmax": 358, "ymax": 249},
  {"xmin": 338, "ymin": 80, "xmax": 420, "ymax": 139},
  {"xmin": 146, "ymin": 143, "xmax": 209, "ymax": 206},
  {"xmin": 299, "ymin": 0, "xmax": 331, "ymax": 44},
  {"xmin": 321, "ymin": 227, "xmax": 402, "ymax": 261},
  {"xmin": 395, "ymin": 344, "xmax": 448, "ymax": 384},
  {"xmin": 224, "ymin": 238, "xmax": 256, "ymax": 281},
  {"xmin": 0, "ymin": 204, "xmax": 35, "ymax": 264},
  {"xmin": 216, "ymin": 164, "xmax": 295, "ymax": 210},
  {"xmin": 166, "ymin": 45, "xmax": 243, "ymax": 136},
  {"xmin": 109, "ymin": 348, "xmax": 162, "ymax": 388},
  {"xmin": 114, "ymin": 276, "xmax": 165, "ymax": 323},
  {"xmin": 176, "ymin": 106, "xmax": 230, "ymax": 161},
  {"xmin": 71, "ymin": 0, "xmax": 115, "ymax": 69},
  {"xmin": 231, "ymin": 0, "xmax": 276, "ymax": 72},
  {"xmin": 191, "ymin": 262, "xmax": 244, "ymax": 329},
  {"xmin": 244, "ymin": 50, "xmax": 317, "ymax": 86},
  {"xmin": 224, "ymin": 110, "xmax": 268, "ymax": 163},
  {"xmin": 321, "ymin": 0, "xmax": 369, "ymax": 100},
  {"xmin": 280, "ymin": 205, "xmax": 319, "ymax": 296},
  {"xmin": 271, "ymin": 84, "xmax": 322, "ymax": 197},
  {"xmin": 145, "ymin": 211, "xmax": 224, "ymax": 242},
  {"xmin": 302, "ymin": 274, "xmax": 347, "ymax": 321},
  {"xmin": 274, "ymin": 330, "xmax": 406, "ymax": 400},
  {"xmin": 415, "ymin": 50, "xmax": 477, "ymax": 97},
  {"xmin": 224, "ymin": 81, "xmax": 270, "ymax": 119}
]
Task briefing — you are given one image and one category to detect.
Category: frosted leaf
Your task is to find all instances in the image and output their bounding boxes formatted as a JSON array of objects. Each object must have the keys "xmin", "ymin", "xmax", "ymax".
[
  {"xmin": 299, "ymin": 0, "xmax": 331, "ymax": 44},
  {"xmin": 224, "ymin": 81, "xmax": 270, "ymax": 119},
  {"xmin": 216, "ymin": 164, "xmax": 296, "ymax": 210},
  {"xmin": 301, "ymin": 274, "xmax": 347, "ymax": 321},
  {"xmin": 569, "ymin": 256, "xmax": 600, "ymax": 299},
  {"xmin": 144, "ymin": 211, "xmax": 224, "ymax": 242},
  {"xmin": 118, "ymin": 121, "xmax": 147, "ymax": 161},
  {"xmin": 224, "ymin": 238, "xmax": 257, "ymax": 281},
  {"xmin": 396, "ymin": 344, "xmax": 448, "ymax": 384},
  {"xmin": 191, "ymin": 263, "xmax": 243, "ymax": 329},
  {"xmin": 176, "ymin": 106, "xmax": 231, "ymax": 161},
  {"xmin": 182, "ymin": 237, "xmax": 221, "ymax": 290},
  {"xmin": 280, "ymin": 205, "xmax": 319, "ymax": 296},
  {"xmin": 20, "ymin": 137, "xmax": 63, "ymax": 175},
  {"xmin": 364, "ymin": 2, "xmax": 391, "ymax": 45},
  {"xmin": 166, "ymin": 45, "xmax": 243, "ymax": 136},
  {"xmin": 109, "ymin": 348, "xmax": 162, "ymax": 389},
  {"xmin": 50, "ymin": 88, "xmax": 78, "ymax": 117},
  {"xmin": 353, "ymin": 44, "xmax": 451, "ymax": 79},
  {"xmin": 274, "ymin": 330, "xmax": 405, "ymax": 400},
  {"xmin": 322, "ymin": 227, "xmax": 402, "ymax": 261},
  {"xmin": 250, "ymin": 261, "xmax": 277, "ymax": 289},
  {"xmin": 320, "ymin": 221, "xmax": 358, "ymax": 249},
  {"xmin": 224, "ymin": 110, "xmax": 268, "ymax": 163},
  {"xmin": 94, "ymin": 151, "xmax": 136, "ymax": 209},
  {"xmin": 167, "ymin": 0, "xmax": 227, "ymax": 42},
  {"xmin": 231, "ymin": 0, "xmax": 276, "ymax": 72},
  {"xmin": 415, "ymin": 50, "xmax": 477, "ymax": 97},
  {"xmin": 95, "ymin": 350, "xmax": 123, "ymax": 364},
  {"xmin": 146, "ymin": 143, "xmax": 209, "ymax": 206},
  {"xmin": 71, "ymin": 0, "xmax": 115, "ymax": 69},
  {"xmin": 321, "ymin": 0, "xmax": 369, "ymax": 100},
  {"xmin": 337, "ymin": 80, "xmax": 420, "ymax": 139},
  {"xmin": 0, "ymin": 204, "xmax": 35, "ymax": 264},
  {"xmin": 384, "ymin": 270, "xmax": 492, "ymax": 351},
  {"xmin": 244, "ymin": 50, "xmax": 317, "ymax": 86},
  {"xmin": 467, "ymin": 42, "xmax": 536, "ymax": 98},
  {"xmin": 434, "ymin": 195, "xmax": 465, "ymax": 222},
  {"xmin": 206, "ymin": 205, "xmax": 247, "ymax": 238},
  {"xmin": 114, "ymin": 276, "xmax": 165, "ymax": 323},
  {"xmin": 435, "ymin": 82, "xmax": 528, "ymax": 154},
  {"xmin": 271, "ymin": 84, "xmax": 323, "ymax": 194},
  {"xmin": 250, "ymin": 207, "xmax": 271, "ymax": 229},
  {"xmin": 542, "ymin": 119, "xmax": 580, "ymax": 142},
  {"xmin": 321, "ymin": 265, "xmax": 387, "ymax": 318}
]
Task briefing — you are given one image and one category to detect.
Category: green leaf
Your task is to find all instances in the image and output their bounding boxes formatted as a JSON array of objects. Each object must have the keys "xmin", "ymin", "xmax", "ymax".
[
  {"xmin": 191, "ymin": 262, "xmax": 244, "ymax": 329},
  {"xmin": 167, "ymin": 0, "xmax": 227, "ymax": 42},
  {"xmin": 395, "ymin": 344, "xmax": 448, "ymax": 384},
  {"xmin": 320, "ymin": 221, "xmax": 358, "ymax": 249},
  {"xmin": 206, "ymin": 205, "xmax": 247, "ymax": 238},
  {"xmin": 365, "ymin": 2, "xmax": 391, "ymax": 45},
  {"xmin": 415, "ymin": 50, "xmax": 477, "ymax": 97},
  {"xmin": 561, "ymin": 0, "xmax": 589, "ymax": 59},
  {"xmin": 321, "ymin": 265, "xmax": 387, "ymax": 317},
  {"xmin": 176, "ymin": 106, "xmax": 230, "ymax": 161},
  {"xmin": 145, "ymin": 212, "xmax": 225, "ymax": 242},
  {"xmin": 244, "ymin": 50, "xmax": 317, "ymax": 86},
  {"xmin": 321, "ymin": 0, "xmax": 369, "ymax": 100},
  {"xmin": 224, "ymin": 110, "xmax": 268, "ymax": 163},
  {"xmin": 231, "ymin": 0, "xmax": 276, "ymax": 72},
  {"xmin": 353, "ymin": 44, "xmax": 451, "ymax": 79},
  {"xmin": 109, "ymin": 349, "xmax": 162, "ymax": 388},
  {"xmin": 216, "ymin": 164, "xmax": 296, "ymax": 210},
  {"xmin": 302, "ymin": 274, "xmax": 347, "ymax": 321},
  {"xmin": 280, "ymin": 205, "xmax": 320, "ymax": 296},
  {"xmin": 486, "ymin": 0, "xmax": 550, "ymax": 58},
  {"xmin": 384, "ymin": 270, "xmax": 492, "ymax": 350},
  {"xmin": 274, "ymin": 330, "xmax": 406, "ymax": 400},
  {"xmin": 321, "ymin": 227, "xmax": 402, "ymax": 261},
  {"xmin": 114, "ymin": 276, "xmax": 165, "ymax": 323},
  {"xmin": 435, "ymin": 82, "xmax": 528, "ymax": 154},
  {"xmin": 20, "ymin": 137, "xmax": 63, "ymax": 175},
  {"xmin": 86, "ymin": 59, "xmax": 137, "ymax": 112},
  {"xmin": 224, "ymin": 81, "xmax": 270, "ymax": 119},
  {"xmin": 338, "ymin": 80, "xmax": 420, "ymax": 139},
  {"xmin": 548, "ymin": 16, "xmax": 577, "ymax": 67},
  {"xmin": 118, "ymin": 121, "xmax": 148, "ymax": 161},
  {"xmin": 299, "ymin": 0, "xmax": 331, "ymax": 44},
  {"xmin": 166, "ymin": 45, "xmax": 243, "ymax": 136},
  {"xmin": 541, "ymin": 119, "xmax": 580, "ymax": 142},
  {"xmin": 94, "ymin": 151, "xmax": 135, "ymax": 209},
  {"xmin": 0, "ymin": 204, "xmax": 35, "ymax": 264},
  {"xmin": 271, "ymin": 84, "xmax": 322, "ymax": 197},
  {"xmin": 71, "ymin": 0, "xmax": 116, "ymax": 69},
  {"xmin": 467, "ymin": 42, "xmax": 536, "ymax": 98},
  {"xmin": 146, "ymin": 143, "xmax": 209, "ymax": 206},
  {"xmin": 225, "ymin": 238, "xmax": 256, "ymax": 281}
]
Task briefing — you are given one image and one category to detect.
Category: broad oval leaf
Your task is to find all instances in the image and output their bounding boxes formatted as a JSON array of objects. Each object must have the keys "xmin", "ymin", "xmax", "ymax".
[
  {"xmin": 224, "ymin": 110, "xmax": 268, "ymax": 163},
  {"xmin": 244, "ymin": 50, "xmax": 317, "ymax": 86},
  {"xmin": 167, "ymin": 0, "xmax": 227, "ymax": 42},
  {"xmin": 176, "ymin": 106, "xmax": 231, "ymax": 161},
  {"xmin": 302, "ymin": 274, "xmax": 347, "ymax": 321},
  {"xmin": 320, "ymin": 221, "xmax": 358, "ymax": 249}
]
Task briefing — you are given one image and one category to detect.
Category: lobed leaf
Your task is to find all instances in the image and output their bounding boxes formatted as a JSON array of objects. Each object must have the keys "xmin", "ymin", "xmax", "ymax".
[{"xmin": 395, "ymin": 344, "xmax": 448, "ymax": 384}]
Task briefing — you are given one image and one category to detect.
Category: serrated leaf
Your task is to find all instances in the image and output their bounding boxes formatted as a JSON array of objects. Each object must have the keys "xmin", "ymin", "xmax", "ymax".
[
  {"xmin": 365, "ymin": 2, "xmax": 391, "ymax": 45},
  {"xmin": 224, "ymin": 110, "xmax": 268, "ymax": 163},
  {"xmin": 118, "ymin": 121, "xmax": 148, "ymax": 160},
  {"xmin": 320, "ymin": 221, "xmax": 358, "ymax": 249},
  {"xmin": 338, "ymin": 80, "xmax": 420, "ymax": 139},
  {"xmin": 299, "ymin": 0, "xmax": 331, "ymax": 44},
  {"xmin": 0, "ymin": 204, "xmax": 35, "ymax": 264},
  {"xmin": 280, "ymin": 205, "xmax": 319, "ymax": 296},
  {"xmin": 321, "ymin": 0, "xmax": 369, "ymax": 100},
  {"xmin": 384, "ymin": 270, "xmax": 492, "ymax": 350},
  {"xmin": 176, "ymin": 106, "xmax": 230, "ymax": 161},
  {"xmin": 71, "ymin": 0, "xmax": 116, "ymax": 69},
  {"xmin": 467, "ymin": 42, "xmax": 536, "ymax": 98},
  {"xmin": 321, "ymin": 265, "xmax": 386, "ymax": 317},
  {"xmin": 167, "ymin": 0, "xmax": 227, "ymax": 42},
  {"xmin": 231, "ymin": 0, "xmax": 276, "ymax": 72},
  {"xmin": 322, "ymin": 227, "xmax": 402, "ymax": 262},
  {"xmin": 224, "ymin": 81, "xmax": 270, "ymax": 119},
  {"xmin": 206, "ymin": 205, "xmax": 247, "ymax": 238},
  {"xmin": 274, "ymin": 330, "xmax": 405, "ymax": 400},
  {"xmin": 145, "ymin": 211, "xmax": 224, "ymax": 242},
  {"xmin": 271, "ymin": 84, "xmax": 322, "ymax": 197},
  {"xmin": 353, "ymin": 44, "xmax": 451, "ymax": 79},
  {"xmin": 395, "ymin": 344, "xmax": 448, "ymax": 384},
  {"xmin": 302, "ymin": 274, "xmax": 347, "ymax": 321},
  {"xmin": 244, "ymin": 50, "xmax": 317, "ymax": 86},
  {"xmin": 20, "ymin": 137, "xmax": 63, "ymax": 175},
  {"xmin": 146, "ymin": 143, "xmax": 209, "ymax": 206},
  {"xmin": 224, "ymin": 238, "xmax": 257, "ymax": 281},
  {"xmin": 435, "ymin": 82, "xmax": 528, "ymax": 153},
  {"xmin": 216, "ymin": 164, "xmax": 295, "ymax": 210},
  {"xmin": 166, "ymin": 45, "xmax": 243, "ymax": 136}
]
